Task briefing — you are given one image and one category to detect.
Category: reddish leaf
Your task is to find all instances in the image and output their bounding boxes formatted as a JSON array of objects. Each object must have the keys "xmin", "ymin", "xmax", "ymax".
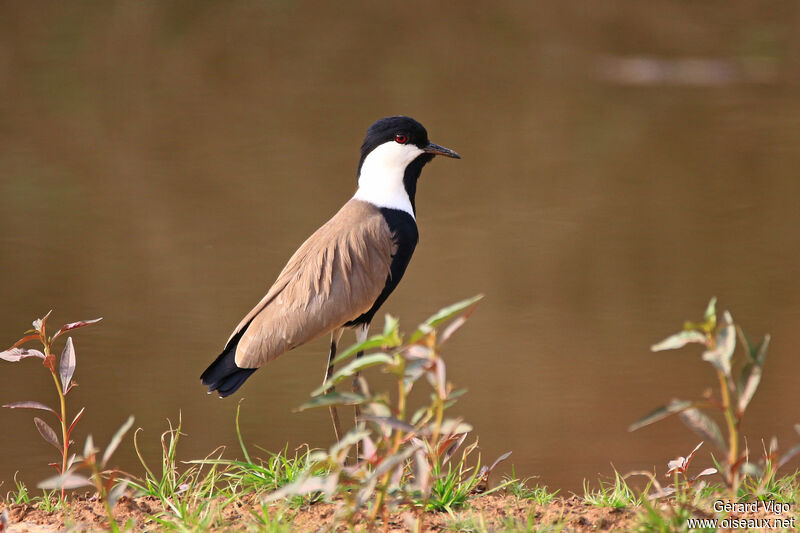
[
  {"xmin": 0, "ymin": 348, "xmax": 45, "ymax": 362},
  {"xmin": 3, "ymin": 401, "xmax": 58, "ymax": 417},
  {"xmin": 34, "ymin": 417, "xmax": 61, "ymax": 450},
  {"xmin": 440, "ymin": 432, "xmax": 468, "ymax": 463},
  {"xmin": 59, "ymin": 337, "xmax": 76, "ymax": 392},
  {"xmin": 68, "ymin": 407, "xmax": 85, "ymax": 435},
  {"xmin": 52, "ymin": 318, "xmax": 103, "ymax": 340},
  {"xmin": 683, "ymin": 441, "xmax": 704, "ymax": 471},
  {"xmin": 11, "ymin": 334, "xmax": 41, "ymax": 349}
]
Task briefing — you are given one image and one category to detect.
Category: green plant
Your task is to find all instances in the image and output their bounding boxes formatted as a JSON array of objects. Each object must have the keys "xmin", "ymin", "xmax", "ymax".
[
  {"xmin": 629, "ymin": 298, "xmax": 775, "ymax": 496},
  {"xmin": 583, "ymin": 471, "xmax": 639, "ymax": 509},
  {"xmin": 192, "ymin": 403, "xmax": 319, "ymax": 507},
  {"xmin": 246, "ymin": 503, "xmax": 295, "ymax": 533},
  {"xmin": 1, "ymin": 311, "xmax": 102, "ymax": 494},
  {"xmin": 499, "ymin": 510, "xmax": 567, "ymax": 533},
  {"xmin": 5, "ymin": 475, "xmax": 31, "ymax": 505},
  {"xmin": 445, "ymin": 514, "xmax": 489, "ymax": 533},
  {"xmin": 740, "ymin": 432, "xmax": 800, "ymax": 502},
  {"xmin": 130, "ymin": 413, "xmax": 230, "ymax": 525},
  {"xmin": 266, "ymin": 296, "xmax": 511, "ymax": 531},
  {"xmin": 505, "ymin": 470, "xmax": 559, "ymax": 505},
  {"xmin": 634, "ymin": 492, "xmax": 707, "ymax": 533}
]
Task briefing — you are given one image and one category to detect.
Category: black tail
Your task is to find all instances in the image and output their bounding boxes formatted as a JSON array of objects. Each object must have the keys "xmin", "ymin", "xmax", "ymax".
[{"xmin": 201, "ymin": 326, "xmax": 257, "ymax": 398}]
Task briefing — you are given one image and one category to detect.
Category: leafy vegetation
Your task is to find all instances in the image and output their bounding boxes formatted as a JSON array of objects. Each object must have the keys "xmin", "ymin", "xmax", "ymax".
[
  {"xmin": 1, "ymin": 312, "xmax": 134, "ymax": 531},
  {"xmin": 629, "ymin": 298, "xmax": 800, "ymax": 496},
  {"xmin": 1, "ymin": 312, "xmax": 102, "ymax": 487},
  {"xmin": 2, "ymin": 298, "xmax": 799, "ymax": 532},
  {"xmin": 265, "ymin": 295, "xmax": 513, "ymax": 529}
]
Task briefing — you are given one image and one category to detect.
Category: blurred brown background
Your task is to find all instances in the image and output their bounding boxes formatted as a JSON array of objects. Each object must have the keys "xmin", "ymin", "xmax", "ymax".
[{"xmin": 1, "ymin": 1, "xmax": 800, "ymax": 492}]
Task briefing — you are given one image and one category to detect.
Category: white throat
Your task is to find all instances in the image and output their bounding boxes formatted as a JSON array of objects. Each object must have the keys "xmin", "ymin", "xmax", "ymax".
[{"xmin": 352, "ymin": 141, "xmax": 423, "ymax": 218}]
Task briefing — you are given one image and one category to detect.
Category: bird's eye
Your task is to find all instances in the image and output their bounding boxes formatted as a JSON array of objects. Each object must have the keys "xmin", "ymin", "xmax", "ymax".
[{"xmin": 394, "ymin": 134, "xmax": 408, "ymax": 144}]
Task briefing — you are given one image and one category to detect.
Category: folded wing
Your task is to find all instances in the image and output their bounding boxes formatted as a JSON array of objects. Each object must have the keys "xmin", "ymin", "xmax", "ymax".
[{"xmin": 232, "ymin": 199, "xmax": 395, "ymax": 369}]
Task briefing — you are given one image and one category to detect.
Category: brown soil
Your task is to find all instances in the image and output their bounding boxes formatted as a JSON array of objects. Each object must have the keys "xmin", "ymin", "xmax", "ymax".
[{"xmin": 1, "ymin": 494, "xmax": 637, "ymax": 532}]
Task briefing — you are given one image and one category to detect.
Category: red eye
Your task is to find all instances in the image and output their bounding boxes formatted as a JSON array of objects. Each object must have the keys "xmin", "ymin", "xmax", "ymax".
[{"xmin": 395, "ymin": 134, "xmax": 408, "ymax": 144}]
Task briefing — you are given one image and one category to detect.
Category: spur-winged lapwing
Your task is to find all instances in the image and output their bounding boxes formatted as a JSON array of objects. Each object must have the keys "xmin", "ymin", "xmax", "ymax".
[{"xmin": 200, "ymin": 116, "xmax": 460, "ymax": 439}]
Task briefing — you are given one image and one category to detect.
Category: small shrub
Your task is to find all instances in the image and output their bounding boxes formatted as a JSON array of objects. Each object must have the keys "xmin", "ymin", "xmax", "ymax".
[
  {"xmin": 628, "ymin": 298, "xmax": 792, "ymax": 496},
  {"xmin": 1, "ymin": 311, "xmax": 133, "ymax": 531},
  {"xmin": 1, "ymin": 312, "xmax": 102, "ymax": 484},
  {"xmin": 267, "ymin": 296, "xmax": 512, "ymax": 530}
]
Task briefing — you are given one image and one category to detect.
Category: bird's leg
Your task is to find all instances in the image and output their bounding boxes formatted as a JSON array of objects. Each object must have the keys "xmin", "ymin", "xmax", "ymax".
[
  {"xmin": 323, "ymin": 328, "xmax": 344, "ymax": 443},
  {"xmin": 353, "ymin": 323, "xmax": 369, "ymax": 462}
]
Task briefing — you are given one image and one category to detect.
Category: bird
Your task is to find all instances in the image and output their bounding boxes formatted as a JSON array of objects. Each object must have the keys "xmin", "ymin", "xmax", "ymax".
[{"xmin": 200, "ymin": 116, "xmax": 460, "ymax": 440}]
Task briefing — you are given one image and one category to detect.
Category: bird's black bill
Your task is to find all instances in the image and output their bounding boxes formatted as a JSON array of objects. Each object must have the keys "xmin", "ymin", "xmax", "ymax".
[{"xmin": 424, "ymin": 142, "xmax": 461, "ymax": 159}]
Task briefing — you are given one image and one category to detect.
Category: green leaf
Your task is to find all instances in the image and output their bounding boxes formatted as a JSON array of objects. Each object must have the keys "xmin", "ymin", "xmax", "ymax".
[
  {"xmin": 704, "ymin": 297, "xmax": 717, "ymax": 322},
  {"xmin": 628, "ymin": 399, "xmax": 693, "ymax": 432},
  {"xmin": 651, "ymin": 331, "xmax": 707, "ymax": 352},
  {"xmin": 678, "ymin": 408, "xmax": 725, "ymax": 452},
  {"xmin": 381, "ymin": 314, "xmax": 401, "ymax": 343},
  {"xmin": 312, "ymin": 353, "xmax": 393, "ymax": 395},
  {"xmin": 409, "ymin": 295, "xmax": 484, "ymax": 343},
  {"xmin": 738, "ymin": 334, "xmax": 769, "ymax": 413},
  {"xmin": 297, "ymin": 391, "xmax": 367, "ymax": 411},
  {"xmin": 331, "ymin": 336, "xmax": 392, "ymax": 366}
]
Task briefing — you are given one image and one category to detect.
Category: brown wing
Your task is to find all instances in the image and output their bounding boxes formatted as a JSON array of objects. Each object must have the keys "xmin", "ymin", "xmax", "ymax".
[{"xmin": 231, "ymin": 200, "xmax": 395, "ymax": 369}]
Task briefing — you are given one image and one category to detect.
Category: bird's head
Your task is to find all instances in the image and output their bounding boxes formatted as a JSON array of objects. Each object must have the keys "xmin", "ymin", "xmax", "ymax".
[{"xmin": 355, "ymin": 116, "xmax": 460, "ymax": 217}]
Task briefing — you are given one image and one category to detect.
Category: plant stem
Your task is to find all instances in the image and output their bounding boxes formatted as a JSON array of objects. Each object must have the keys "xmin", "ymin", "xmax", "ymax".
[
  {"xmin": 369, "ymin": 372, "xmax": 409, "ymax": 524},
  {"xmin": 717, "ymin": 370, "xmax": 738, "ymax": 494},
  {"xmin": 44, "ymin": 338, "xmax": 69, "ymax": 501}
]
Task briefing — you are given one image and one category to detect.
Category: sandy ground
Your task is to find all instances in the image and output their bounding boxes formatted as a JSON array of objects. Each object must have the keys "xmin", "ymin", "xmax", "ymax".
[
  {"xmin": 3, "ymin": 493, "xmax": 795, "ymax": 532},
  {"xmin": 2, "ymin": 493, "xmax": 638, "ymax": 532}
]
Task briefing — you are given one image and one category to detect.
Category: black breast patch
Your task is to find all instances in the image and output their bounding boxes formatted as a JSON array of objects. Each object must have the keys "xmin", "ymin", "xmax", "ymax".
[{"xmin": 345, "ymin": 208, "xmax": 418, "ymax": 327}]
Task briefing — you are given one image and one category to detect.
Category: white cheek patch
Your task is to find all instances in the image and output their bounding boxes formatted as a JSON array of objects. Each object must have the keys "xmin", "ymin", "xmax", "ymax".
[{"xmin": 353, "ymin": 141, "xmax": 423, "ymax": 218}]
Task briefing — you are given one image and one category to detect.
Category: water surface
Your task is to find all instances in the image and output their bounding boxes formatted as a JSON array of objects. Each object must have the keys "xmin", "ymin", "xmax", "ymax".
[{"xmin": 1, "ymin": 1, "xmax": 800, "ymax": 492}]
